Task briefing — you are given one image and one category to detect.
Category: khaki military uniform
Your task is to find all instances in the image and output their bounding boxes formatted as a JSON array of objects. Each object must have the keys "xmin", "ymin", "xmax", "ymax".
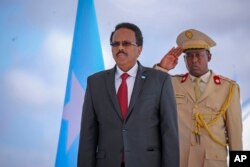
[
  {"xmin": 172, "ymin": 71, "xmax": 242, "ymax": 167},
  {"xmin": 155, "ymin": 28, "xmax": 243, "ymax": 166}
]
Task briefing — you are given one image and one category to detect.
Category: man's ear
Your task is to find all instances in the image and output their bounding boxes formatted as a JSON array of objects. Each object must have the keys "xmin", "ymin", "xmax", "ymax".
[
  {"xmin": 208, "ymin": 53, "xmax": 212, "ymax": 62},
  {"xmin": 206, "ymin": 50, "xmax": 212, "ymax": 62},
  {"xmin": 137, "ymin": 46, "xmax": 143, "ymax": 57}
]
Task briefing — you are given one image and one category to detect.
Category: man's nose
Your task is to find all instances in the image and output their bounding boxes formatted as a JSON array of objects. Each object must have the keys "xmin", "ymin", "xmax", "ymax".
[
  {"xmin": 118, "ymin": 44, "xmax": 125, "ymax": 50},
  {"xmin": 192, "ymin": 55, "xmax": 199, "ymax": 62}
]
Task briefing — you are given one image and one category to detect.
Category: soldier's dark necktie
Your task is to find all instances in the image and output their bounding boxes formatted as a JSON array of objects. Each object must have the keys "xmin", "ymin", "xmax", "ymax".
[{"xmin": 117, "ymin": 73, "xmax": 129, "ymax": 120}]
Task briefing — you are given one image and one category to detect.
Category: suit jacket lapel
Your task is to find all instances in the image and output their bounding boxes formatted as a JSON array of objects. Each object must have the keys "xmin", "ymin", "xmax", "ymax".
[
  {"xmin": 105, "ymin": 67, "xmax": 123, "ymax": 120},
  {"xmin": 126, "ymin": 63, "xmax": 146, "ymax": 120}
]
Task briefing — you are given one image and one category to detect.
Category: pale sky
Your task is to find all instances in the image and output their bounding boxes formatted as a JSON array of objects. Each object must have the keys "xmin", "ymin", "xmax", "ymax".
[{"xmin": 0, "ymin": 0, "xmax": 250, "ymax": 166}]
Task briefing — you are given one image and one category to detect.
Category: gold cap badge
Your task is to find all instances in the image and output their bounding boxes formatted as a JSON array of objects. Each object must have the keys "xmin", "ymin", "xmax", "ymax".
[{"xmin": 185, "ymin": 31, "xmax": 193, "ymax": 39}]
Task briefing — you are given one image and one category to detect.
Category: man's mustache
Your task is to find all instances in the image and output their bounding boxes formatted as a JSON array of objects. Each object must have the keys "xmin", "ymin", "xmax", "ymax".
[{"xmin": 116, "ymin": 51, "xmax": 128, "ymax": 57}]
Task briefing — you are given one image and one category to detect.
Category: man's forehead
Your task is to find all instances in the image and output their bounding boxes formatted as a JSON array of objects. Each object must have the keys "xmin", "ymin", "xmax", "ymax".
[{"xmin": 113, "ymin": 28, "xmax": 135, "ymax": 39}]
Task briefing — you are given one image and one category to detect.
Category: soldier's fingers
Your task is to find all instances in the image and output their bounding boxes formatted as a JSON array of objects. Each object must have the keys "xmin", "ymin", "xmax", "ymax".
[
  {"xmin": 173, "ymin": 47, "xmax": 183, "ymax": 58},
  {"xmin": 163, "ymin": 47, "xmax": 175, "ymax": 59},
  {"xmin": 167, "ymin": 47, "xmax": 176, "ymax": 55}
]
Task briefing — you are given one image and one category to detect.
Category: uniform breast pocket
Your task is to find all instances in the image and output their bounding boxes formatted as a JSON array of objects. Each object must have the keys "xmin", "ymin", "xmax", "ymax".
[
  {"xmin": 204, "ymin": 149, "xmax": 227, "ymax": 167},
  {"xmin": 203, "ymin": 101, "xmax": 223, "ymax": 123},
  {"xmin": 175, "ymin": 93, "xmax": 187, "ymax": 104},
  {"xmin": 205, "ymin": 101, "xmax": 222, "ymax": 115}
]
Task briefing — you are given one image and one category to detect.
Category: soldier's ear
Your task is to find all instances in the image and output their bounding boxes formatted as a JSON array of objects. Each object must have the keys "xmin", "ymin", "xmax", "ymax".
[
  {"xmin": 206, "ymin": 50, "xmax": 212, "ymax": 62},
  {"xmin": 208, "ymin": 54, "xmax": 212, "ymax": 62}
]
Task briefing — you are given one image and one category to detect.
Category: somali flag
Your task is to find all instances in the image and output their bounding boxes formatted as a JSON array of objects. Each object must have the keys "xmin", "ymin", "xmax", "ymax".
[{"xmin": 55, "ymin": 0, "xmax": 104, "ymax": 166}]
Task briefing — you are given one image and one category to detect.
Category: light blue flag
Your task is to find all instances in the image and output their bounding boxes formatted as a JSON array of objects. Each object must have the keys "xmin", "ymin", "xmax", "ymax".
[{"xmin": 55, "ymin": 0, "xmax": 104, "ymax": 166}]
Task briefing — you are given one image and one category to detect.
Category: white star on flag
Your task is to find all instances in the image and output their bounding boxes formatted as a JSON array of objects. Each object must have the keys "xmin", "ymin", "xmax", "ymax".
[{"xmin": 63, "ymin": 72, "xmax": 85, "ymax": 150}]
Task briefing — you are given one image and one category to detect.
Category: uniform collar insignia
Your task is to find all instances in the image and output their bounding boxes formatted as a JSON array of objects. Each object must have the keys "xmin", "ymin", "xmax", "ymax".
[
  {"xmin": 181, "ymin": 73, "xmax": 189, "ymax": 83},
  {"xmin": 213, "ymin": 75, "xmax": 221, "ymax": 85}
]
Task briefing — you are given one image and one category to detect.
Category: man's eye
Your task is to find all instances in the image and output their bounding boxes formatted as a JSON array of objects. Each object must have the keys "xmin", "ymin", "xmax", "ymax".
[
  {"xmin": 122, "ymin": 41, "xmax": 131, "ymax": 46},
  {"xmin": 110, "ymin": 42, "xmax": 120, "ymax": 47}
]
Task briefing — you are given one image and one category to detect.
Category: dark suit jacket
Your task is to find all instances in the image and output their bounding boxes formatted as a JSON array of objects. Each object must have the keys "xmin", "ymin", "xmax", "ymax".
[{"xmin": 78, "ymin": 62, "xmax": 179, "ymax": 167}]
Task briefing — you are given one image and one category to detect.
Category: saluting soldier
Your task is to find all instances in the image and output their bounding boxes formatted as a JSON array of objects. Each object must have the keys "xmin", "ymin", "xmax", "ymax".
[{"xmin": 154, "ymin": 29, "xmax": 242, "ymax": 167}]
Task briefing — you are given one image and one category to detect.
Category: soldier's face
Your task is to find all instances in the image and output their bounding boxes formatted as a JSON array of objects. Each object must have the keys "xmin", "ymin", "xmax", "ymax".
[{"xmin": 184, "ymin": 49, "xmax": 211, "ymax": 77}]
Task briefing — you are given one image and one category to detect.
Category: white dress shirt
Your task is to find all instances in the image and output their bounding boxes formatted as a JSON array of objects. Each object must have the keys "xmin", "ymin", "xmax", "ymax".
[{"xmin": 115, "ymin": 63, "xmax": 138, "ymax": 106}]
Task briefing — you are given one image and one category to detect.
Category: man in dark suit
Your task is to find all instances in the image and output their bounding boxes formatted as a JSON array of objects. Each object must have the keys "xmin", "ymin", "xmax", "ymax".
[{"xmin": 77, "ymin": 22, "xmax": 179, "ymax": 167}]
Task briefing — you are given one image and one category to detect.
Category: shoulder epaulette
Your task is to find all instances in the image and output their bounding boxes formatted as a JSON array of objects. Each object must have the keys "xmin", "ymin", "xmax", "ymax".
[
  {"xmin": 217, "ymin": 75, "xmax": 237, "ymax": 85},
  {"xmin": 172, "ymin": 73, "xmax": 189, "ymax": 83}
]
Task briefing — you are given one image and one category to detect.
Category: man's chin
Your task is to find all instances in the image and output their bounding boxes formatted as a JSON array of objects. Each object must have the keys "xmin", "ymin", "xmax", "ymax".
[
  {"xmin": 190, "ymin": 69, "xmax": 202, "ymax": 77},
  {"xmin": 116, "ymin": 55, "xmax": 128, "ymax": 62}
]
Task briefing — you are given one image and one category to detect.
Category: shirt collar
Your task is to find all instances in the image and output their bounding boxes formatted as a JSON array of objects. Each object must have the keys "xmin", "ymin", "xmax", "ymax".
[
  {"xmin": 115, "ymin": 63, "xmax": 138, "ymax": 79},
  {"xmin": 190, "ymin": 70, "xmax": 211, "ymax": 83}
]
